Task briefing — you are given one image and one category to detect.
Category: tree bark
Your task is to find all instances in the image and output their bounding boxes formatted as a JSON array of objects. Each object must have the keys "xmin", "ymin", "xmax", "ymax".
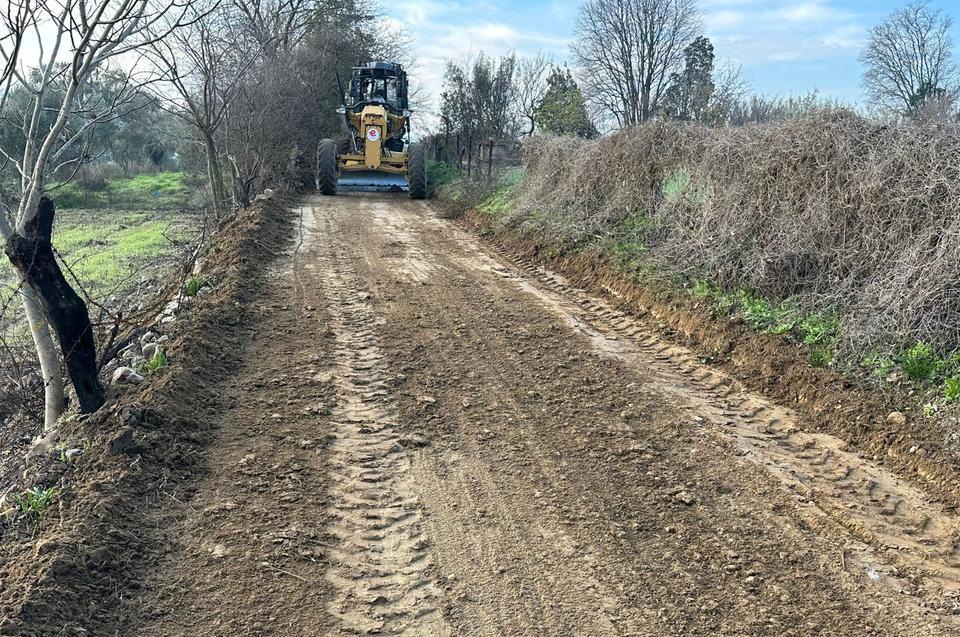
[
  {"xmin": 21, "ymin": 286, "xmax": 65, "ymax": 429},
  {"xmin": 202, "ymin": 129, "xmax": 227, "ymax": 218},
  {"xmin": 5, "ymin": 197, "xmax": 104, "ymax": 416}
]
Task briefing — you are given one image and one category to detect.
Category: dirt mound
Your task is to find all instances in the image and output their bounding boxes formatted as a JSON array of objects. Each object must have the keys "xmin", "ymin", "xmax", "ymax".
[
  {"xmin": 465, "ymin": 209, "xmax": 960, "ymax": 514},
  {"xmin": 0, "ymin": 197, "xmax": 293, "ymax": 636}
]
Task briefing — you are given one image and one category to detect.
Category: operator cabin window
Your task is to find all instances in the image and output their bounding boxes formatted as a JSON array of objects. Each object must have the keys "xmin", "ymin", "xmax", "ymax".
[{"xmin": 386, "ymin": 81, "xmax": 399, "ymax": 108}]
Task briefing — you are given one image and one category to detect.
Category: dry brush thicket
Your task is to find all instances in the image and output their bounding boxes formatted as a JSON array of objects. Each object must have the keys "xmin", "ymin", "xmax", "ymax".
[{"xmin": 509, "ymin": 111, "xmax": 960, "ymax": 359}]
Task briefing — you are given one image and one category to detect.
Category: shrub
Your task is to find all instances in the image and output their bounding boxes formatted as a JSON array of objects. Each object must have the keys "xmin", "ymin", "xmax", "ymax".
[{"xmin": 513, "ymin": 115, "xmax": 960, "ymax": 363}]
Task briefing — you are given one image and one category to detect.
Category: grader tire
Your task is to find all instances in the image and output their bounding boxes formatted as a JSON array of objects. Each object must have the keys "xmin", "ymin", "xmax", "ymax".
[
  {"xmin": 317, "ymin": 139, "xmax": 338, "ymax": 196},
  {"xmin": 408, "ymin": 143, "xmax": 427, "ymax": 200}
]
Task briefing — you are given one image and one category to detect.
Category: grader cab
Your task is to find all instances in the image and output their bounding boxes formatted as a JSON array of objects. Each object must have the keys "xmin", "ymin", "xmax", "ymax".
[{"xmin": 316, "ymin": 62, "xmax": 426, "ymax": 199}]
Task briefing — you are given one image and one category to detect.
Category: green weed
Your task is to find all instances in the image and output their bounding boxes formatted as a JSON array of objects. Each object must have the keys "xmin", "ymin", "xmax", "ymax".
[
  {"xmin": 862, "ymin": 354, "xmax": 895, "ymax": 381},
  {"xmin": 477, "ymin": 185, "xmax": 518, "ymax": 218},
  {"xmin": 427, "ymin": 161, "xmax": 458, "ymax": 191},
  {"xmin": 661, "ymin": 169, "xmax": 691, "ymax": 203},
  {"xmin": 944, "ymin": 376, "xmax": 960, "ymax": 402},
  {"xmin": 13, "ymin": 486, "xmax": 57, "ymax": 520},
  {"xmin": 185, "ymin": 276, "xmax": 209, "ymax": 297},
  {"xmin": 141, "ymin": 350, "xmax": 168, "ymax": 374},
  {"xmin": 611, "ymin": 240, "xmax": 647, "ymax": 272},
  {"xmin": 809, "ymin": 346, "xmax": 835, "ymax": 368},
  {"xmin": 689, "ymin": 279, "xmax": 714, "ymax": 299},
  {"xmin": 736, "ymin": 292, "xmax": 797, "ymax": 335},
  {"xmin": 897, "ymin": 342, "xmax": 940, "ymax": 382}
]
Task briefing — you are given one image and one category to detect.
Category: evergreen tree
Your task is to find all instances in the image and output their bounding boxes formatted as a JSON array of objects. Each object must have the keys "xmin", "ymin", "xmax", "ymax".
[
  {"xmin": 663, "ymin": 36, "xmax": 715, "ymax": 121},
  {"xmin": 533, "ymin": 68, "xmax": 598, "ymax": 138}
]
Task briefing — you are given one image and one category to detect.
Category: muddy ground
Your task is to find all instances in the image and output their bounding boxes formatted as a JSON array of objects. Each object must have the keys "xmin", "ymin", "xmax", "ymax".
[{"xmin": 3, "ymin": 193, "xmax": 960, "ymax": 635}]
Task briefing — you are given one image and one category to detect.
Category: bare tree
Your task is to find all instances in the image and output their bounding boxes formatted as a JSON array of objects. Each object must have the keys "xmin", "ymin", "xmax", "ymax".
[
  {"xmin": 861, "ymin": 0, "xmax": 958, "ymax": 116},
  {"xmin": 148, "ymin": 5, "xmax": 255, "ymax": 218},
  {"xmin": 440, "ymin": 53, "xmax": 520, "ymax": 157},
  {"xmin": 515, "ymin": 53, "xmax": 552, "ymax": 137},
  {"xmin": 572, "ymin": 0, "xmax": 700, "ymax": 127},
  {"xmin": 703, "ymin": 61, "xmax": 748, "ymax": 126},
  {"xmin": 229, "ymin": 0, "xmax": 318, "ymax": 57},
  {"xmin": 0, "ymin": 0, "xmax": 199, "ymax": 429}
]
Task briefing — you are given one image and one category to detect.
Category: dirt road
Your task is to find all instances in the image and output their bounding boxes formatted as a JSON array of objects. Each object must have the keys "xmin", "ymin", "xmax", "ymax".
[{"xmin": 124, "ymin": 194, "xmax": 960, "ymax": 636}]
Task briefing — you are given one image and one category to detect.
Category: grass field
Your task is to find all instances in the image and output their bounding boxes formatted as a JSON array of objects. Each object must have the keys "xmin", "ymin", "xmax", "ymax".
[
  {"xmin": 51, "ymin": 172, "xmax": 195, "ymax": 210},
  {"xmin": 1, "ymin": 209, "xmax": 197, "ymax": 300},
  {"xmin": 1, "ymin": 210, "xmax": 199, "ymax": 348}
]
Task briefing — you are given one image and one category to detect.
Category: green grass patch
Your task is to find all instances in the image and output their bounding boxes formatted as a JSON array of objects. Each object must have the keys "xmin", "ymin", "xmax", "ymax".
[
  {"xmin": 427, "ymin": 161, "xmax": 459, "ymax": 193},
  {"xmin": 685, "ymin": 280, "xmax": 839, "ymax": 367},
  {"xmin": 477, "ymin": 185, "xmax": 519, "ymax": 219},
  {"xmin": 736, "ymin": 292, "xmax": 797, "ymax": 334},
  {"xmin": 138, "ymin": 349, "xmax": 168, "ymax": 374},
  {"xmin": 661, "ymin": 169, "xmax": 691, "ymax": 203},
  {"xmin": 897, "ymin": 342, "xmax": 940, "ymax": 382},
  {"xmin": 610, "ymin": 240, "xmax": 648, "ymax": 273},
  {"xmin": 185, "ymin": 276, "xmax": 209, "ymax": 297},
  {"xmin": 53, "ymin": 215, "xmax": 186, "ymax": 294},
  {"xmin": 53, "ymin": 172, "xmax": 192, "ymax": 210}
]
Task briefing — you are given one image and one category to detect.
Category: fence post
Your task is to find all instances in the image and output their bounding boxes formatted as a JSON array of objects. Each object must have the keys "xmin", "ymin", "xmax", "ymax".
[{"xmin": 487, "ymin": 140, "xmax": 494, "ymax": 181}]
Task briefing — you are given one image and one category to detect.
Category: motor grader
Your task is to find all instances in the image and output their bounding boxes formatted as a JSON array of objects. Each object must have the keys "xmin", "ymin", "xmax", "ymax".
[{"xmin": 317, "ymin": 62, "xmax": 426, "ymax": 199}]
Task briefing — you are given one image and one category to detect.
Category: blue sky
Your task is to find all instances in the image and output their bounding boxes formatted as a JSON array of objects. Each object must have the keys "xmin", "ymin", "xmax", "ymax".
[{"xmin": 385, "ymin": 0, "xmax": 960, "ymax": 126}]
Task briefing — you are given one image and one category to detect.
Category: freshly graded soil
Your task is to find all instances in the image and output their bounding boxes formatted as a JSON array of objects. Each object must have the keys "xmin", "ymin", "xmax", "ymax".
[{"xmin": 2, "ymin": 193, "xmax": 958, "ymax": 636}]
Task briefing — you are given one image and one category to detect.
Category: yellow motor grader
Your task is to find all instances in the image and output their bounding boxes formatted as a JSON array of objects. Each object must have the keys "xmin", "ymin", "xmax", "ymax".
[{"xmin": 317, "ymin": 62, "xmax": 426, "ymax": 199}]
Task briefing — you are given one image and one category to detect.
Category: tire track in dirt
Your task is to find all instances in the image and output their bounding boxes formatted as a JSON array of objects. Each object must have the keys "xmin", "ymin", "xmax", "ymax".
[
  {"xmin": 479, "ymin": 242, "xmax": 960, "ymax": 600},
  {"xmin": 309, "ymin": 205, "xmax": 450, "ymax": 635},
  {"xmin": 339, "ymin": 197, "xmax": 645, "ymax": 635}
]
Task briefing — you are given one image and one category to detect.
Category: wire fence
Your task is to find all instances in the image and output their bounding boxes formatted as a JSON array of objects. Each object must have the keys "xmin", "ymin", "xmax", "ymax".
[{"xmin": 423, "ymin": 135, "xmax": 523, "ymax": 181}]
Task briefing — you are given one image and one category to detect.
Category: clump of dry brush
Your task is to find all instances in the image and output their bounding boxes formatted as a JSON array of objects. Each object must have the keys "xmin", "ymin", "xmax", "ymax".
[{"xmin": 510, "ymin": 111, "xmax": 960, "ymax": 360}]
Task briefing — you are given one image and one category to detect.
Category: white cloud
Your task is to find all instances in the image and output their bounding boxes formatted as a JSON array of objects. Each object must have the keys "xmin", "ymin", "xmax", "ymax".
[{"xmin": 386, "ymin": 2, "xmax": 572, "ymax": 130}]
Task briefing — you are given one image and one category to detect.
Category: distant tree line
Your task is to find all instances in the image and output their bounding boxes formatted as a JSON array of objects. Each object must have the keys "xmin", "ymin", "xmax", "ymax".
[{"xmin": 437, "ymin": 0, "xmax": 960, "ymax": 150}]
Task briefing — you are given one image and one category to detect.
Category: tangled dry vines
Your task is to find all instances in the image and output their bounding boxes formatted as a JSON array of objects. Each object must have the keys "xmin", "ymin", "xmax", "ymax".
[{"xmin": 511, "ymin": 111, "xmax": 960, "ymax": 359}]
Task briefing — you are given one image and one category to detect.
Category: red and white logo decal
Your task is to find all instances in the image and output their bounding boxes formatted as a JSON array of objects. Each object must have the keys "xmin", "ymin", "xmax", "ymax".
[{"xmin": 367, "ymin": 127, "xmax": 381, "ymax": 142}]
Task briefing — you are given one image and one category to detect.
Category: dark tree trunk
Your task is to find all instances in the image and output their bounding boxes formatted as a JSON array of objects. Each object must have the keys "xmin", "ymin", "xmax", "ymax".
[{"xmin": 5, "ymin": 197, "xmax": 105, "ymax": 414}]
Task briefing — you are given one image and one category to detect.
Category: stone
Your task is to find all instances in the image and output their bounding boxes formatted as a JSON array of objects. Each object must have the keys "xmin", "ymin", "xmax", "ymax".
[
  {"xmin": 140, "ymin": 331, "xmax": 158, "ymax": 345},
  {"xmin": 886, "ymin": 411, "xmax": 908, "ymax": 427},
  {"xmin": 25, "ymin": 430, "xmax": 58, "ymax": 462},
  {"xmin": 142, "ymin": 343, "xmax": 158, "ymax": 360},
  {"xmin": 106, "ymin": 427, "xmax": 135, "ymax": 454},
  {"xmin": 111, "ymin": 366, "xmax": 144, "ymax": 385}
]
